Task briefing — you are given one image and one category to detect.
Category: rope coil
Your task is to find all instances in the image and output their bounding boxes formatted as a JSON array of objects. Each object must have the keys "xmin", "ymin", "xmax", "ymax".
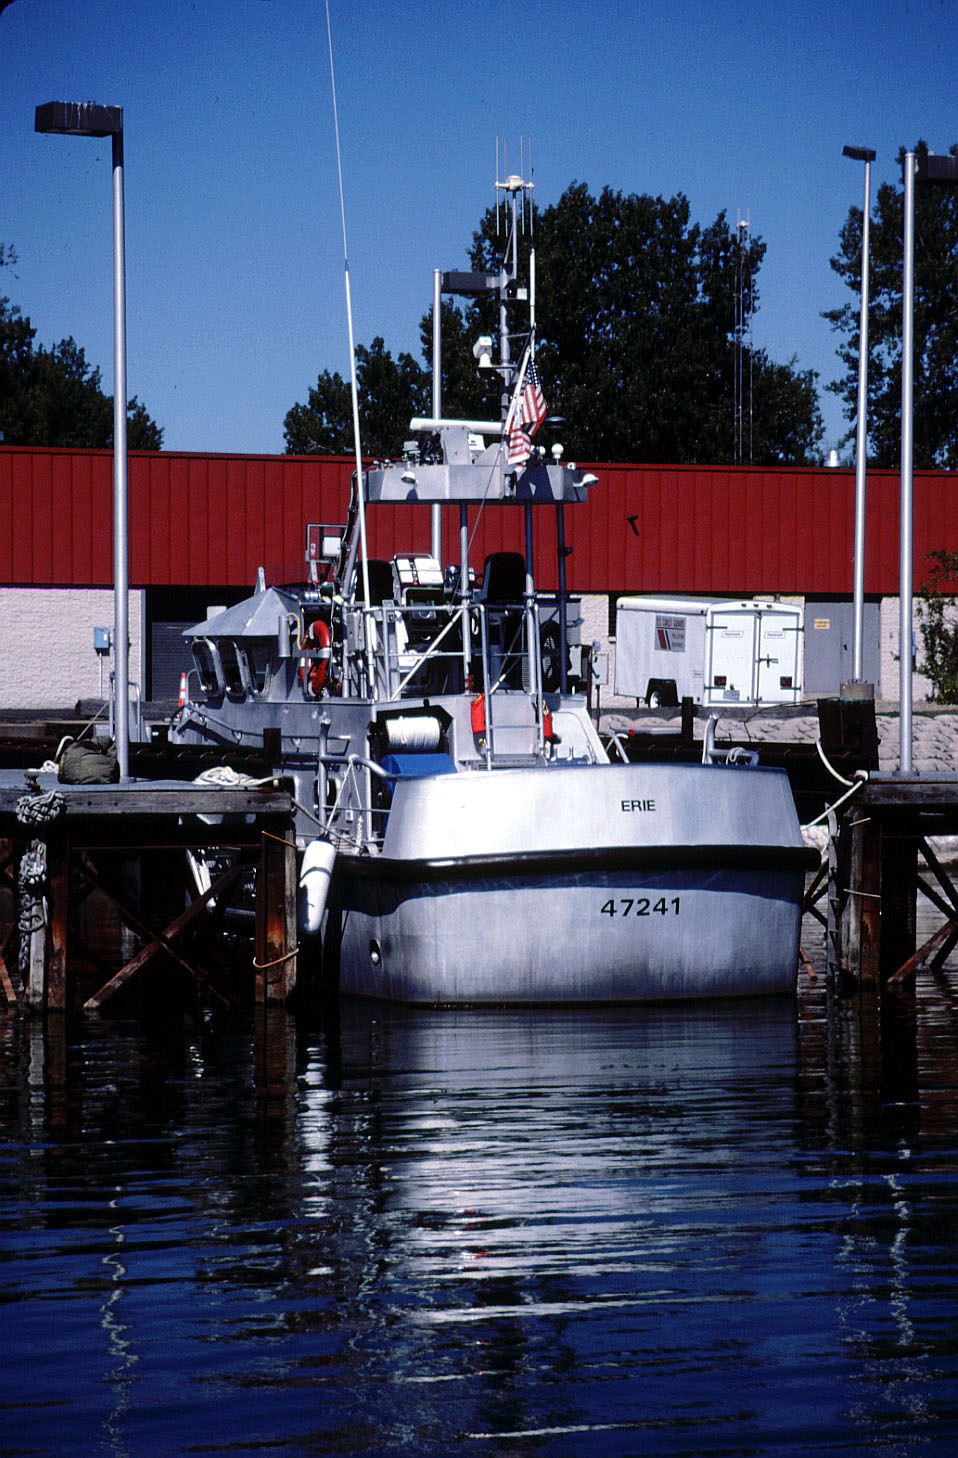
[
  {"xmin": 15, "ymin": 789, "xmax": 66, "ymax": 825},
  {"xmin": 17, "ymin": 846, "xmax": 47, "ymax": 975}
]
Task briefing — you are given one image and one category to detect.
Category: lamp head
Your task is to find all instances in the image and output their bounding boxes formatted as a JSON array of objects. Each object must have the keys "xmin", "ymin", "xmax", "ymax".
[{"xmin": 35, "ymin": 101, "xmax": 123, "ymax": 137}]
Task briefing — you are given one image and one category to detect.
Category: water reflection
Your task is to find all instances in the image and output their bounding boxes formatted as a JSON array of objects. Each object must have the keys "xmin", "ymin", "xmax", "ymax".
[{"xmin": 0, "ymin": 985, "xmax": 956, "ymax": 1456}]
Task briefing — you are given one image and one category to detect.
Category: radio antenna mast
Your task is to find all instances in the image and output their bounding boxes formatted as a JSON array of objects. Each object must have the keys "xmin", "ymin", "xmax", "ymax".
[{"xmin": 325, "ymin": 0, "xmax": 370, "ymax": 608}]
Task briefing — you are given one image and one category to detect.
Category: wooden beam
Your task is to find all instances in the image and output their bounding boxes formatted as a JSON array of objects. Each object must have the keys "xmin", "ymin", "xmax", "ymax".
[
  {"xmin": 77, "ymin": 851, "xmax": 227, "ymax": 1001},
  {"xmin": 255, "ymin": 826, "xmax": 297, "ymax": 1004},
  {"xmin": 45, "ymin": 835, "xmax": 69, "ymax": 1012},
  {"xmin": 887, "ymin": 918, "xmax": 958, "ymax": 985},
  {"xmin": 918, "ymin": 837, "xmax": 958, "ymax": 919},
  {"xmin": 0, "ymin": 920, "xmax": 17, "ymax": 1007},
  {"xmin": 84, "ymin": 858, "xmax": 247, "ymax": 1010}
]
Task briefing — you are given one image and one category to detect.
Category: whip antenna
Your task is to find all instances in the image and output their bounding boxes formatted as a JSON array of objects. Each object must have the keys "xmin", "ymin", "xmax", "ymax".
[{"xmin": 325, "ymin": 0, "xmax": 370, "ymax": 608}]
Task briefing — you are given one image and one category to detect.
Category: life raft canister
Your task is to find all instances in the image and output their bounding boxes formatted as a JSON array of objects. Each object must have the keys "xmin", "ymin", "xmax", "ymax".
[{"xmin": 299, "ymin": 617, "xmax": 332, "ymax": 698}]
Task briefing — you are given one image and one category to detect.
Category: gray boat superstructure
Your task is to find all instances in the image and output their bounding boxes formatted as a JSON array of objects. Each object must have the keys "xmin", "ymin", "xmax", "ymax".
[{"xmin": 169, "ymin": 172, "xmax": 815, "ymax": 1003}]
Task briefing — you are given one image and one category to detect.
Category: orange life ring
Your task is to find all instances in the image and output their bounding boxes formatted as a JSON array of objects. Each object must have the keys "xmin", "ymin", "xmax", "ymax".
[{"xmin": 299, "ymin": 618, "xmax": 331, "ymax": 698}]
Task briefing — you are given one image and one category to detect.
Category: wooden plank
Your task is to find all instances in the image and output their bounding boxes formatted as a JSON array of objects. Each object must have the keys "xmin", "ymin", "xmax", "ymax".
[
  {"xmin": 863, "ymin": 779, "xmax": 958, "ymax": 811},
  {"xmin": 45, "ymin": 836, "xmax": 69, "ymax": 1012},
  {"xmin": 57, "ymin": 785, "xmax": 292, "ymax": 818},
  {"xmin": 83, "ymin": 858, "xmax": 247, "ymax": 1010},
  {"xmin": 0, "ymin": 780, "xmax": 291, "ymax": 820},
  {"xmin": 77, "ymin": 851, "xmax": 228, "ymax": 1001},
  {"xmin": 255, "ymin": 826, "xmax": 298, "ymax": 1004},
  {"xmin": 0, "ymin": 920, "xmax": 17, "ymax": 1007}
]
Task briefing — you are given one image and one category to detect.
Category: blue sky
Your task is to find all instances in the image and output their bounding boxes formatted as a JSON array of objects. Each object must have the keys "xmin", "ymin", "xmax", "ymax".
[{"xmin": 3, "ymin": 0, "xmax": 958, "ymax": 457}]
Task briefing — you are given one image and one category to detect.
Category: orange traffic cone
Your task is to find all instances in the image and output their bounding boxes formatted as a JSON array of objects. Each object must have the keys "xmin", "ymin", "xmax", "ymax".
[{"xmin": 178, "ymin": 671, "xmax": 188, "ymax": 708}]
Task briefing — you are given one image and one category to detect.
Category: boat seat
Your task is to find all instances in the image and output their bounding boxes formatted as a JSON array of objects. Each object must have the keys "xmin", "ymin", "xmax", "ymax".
[
  {"xmin": 479, "ymin": 552, "xmax": 525, "ymax": 603},
  {"xmin": 354, "ymin": 559, "xmax": 394, "ymax": 606},
  {"xmin": 478, "ymin": 552, "xmax": 526, "ymax": 688}
]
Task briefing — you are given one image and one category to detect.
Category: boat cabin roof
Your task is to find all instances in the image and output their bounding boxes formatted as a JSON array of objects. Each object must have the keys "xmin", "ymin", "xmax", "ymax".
[{"xmin": 184, "ymin": 585, "xmax": 299, "ymax": 641}]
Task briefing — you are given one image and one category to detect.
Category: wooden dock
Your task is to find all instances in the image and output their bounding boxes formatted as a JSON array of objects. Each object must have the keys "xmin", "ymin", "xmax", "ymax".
[
  {"xmin": 2, "ymin": 693, "xmax": 955, "ymax": 1019},
  {"xmin": 0, "ymin": 773, "xmax": 299, "ymax": 1014},
  {"xmin": 825, "ymin": 772, "xmax": 958, "ymax": 987}
]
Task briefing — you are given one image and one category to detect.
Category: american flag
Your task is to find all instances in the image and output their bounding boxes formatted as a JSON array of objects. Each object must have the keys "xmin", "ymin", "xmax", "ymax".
[
  {"xmin": 519, "ymin": 360, "xmax": 547, "ymax": 436},
  {"xmin": 507, "ymin": 422, "xmax": 532, "ymax": 467},
  {"xmin": 506, "ymin": 359, "xmax": 547, "ymax": 468}
]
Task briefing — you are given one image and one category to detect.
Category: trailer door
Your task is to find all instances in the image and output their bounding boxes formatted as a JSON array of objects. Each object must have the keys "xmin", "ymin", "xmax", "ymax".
[
  {"xmin": 756, "ymin": 605, "xmax": 802, "ymax": 705},
  {"xmin": 705, "ymin": 605, "xmax": 757, "ymax": 705}
]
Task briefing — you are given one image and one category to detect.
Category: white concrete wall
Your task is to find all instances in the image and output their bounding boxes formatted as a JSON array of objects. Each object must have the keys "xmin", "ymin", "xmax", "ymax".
[
  {"xmin": 0, "ymin": 584, "xmax": 950, "ymax": 711},
  {"xmin": 0, "ymin": 587, "xmax": 144, "ymax": 711},
  {"xmin": 880, "ymin": 594, "xmax": 938, "ymax": 702}
]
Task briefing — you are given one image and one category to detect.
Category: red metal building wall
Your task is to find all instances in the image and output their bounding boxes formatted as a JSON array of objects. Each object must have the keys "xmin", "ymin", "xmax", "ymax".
[{"xmin": 2, "ymin": 446, "xmax": 956, "ymax": 596}]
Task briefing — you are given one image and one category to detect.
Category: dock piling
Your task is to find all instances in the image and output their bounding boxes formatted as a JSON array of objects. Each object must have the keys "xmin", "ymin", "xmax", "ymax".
[{"xmin": 1, "ymin": 777, "xmax": 300, "ymax": 1014}]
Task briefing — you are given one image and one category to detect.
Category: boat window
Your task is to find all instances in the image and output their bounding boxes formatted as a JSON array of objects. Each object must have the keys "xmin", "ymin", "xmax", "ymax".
[
  {"xmin": 219, "ymin": 639, "xmax": 250, "ymax": 699},
  {"xmin": 192, "ymin": 639, "xmax": 224, "ymax": 696},
  {"xmin": 246, "ymin": 638, "xmax": 272, "ymax": 695}
]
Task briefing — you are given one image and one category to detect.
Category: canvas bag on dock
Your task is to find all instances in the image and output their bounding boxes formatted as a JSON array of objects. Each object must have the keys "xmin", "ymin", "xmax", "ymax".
[{"xmin": 58, "ymin": 738, "xmax": 120, "ymax": 784}]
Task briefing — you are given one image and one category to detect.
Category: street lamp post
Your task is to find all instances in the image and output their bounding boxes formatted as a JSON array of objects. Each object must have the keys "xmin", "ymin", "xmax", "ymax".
[
  {"xmin": 35, "ymin": 101, "xmax": 130, "ymax": 780},
  {"xmin": 899, "ymin": 149, "xmax": 958, "ymax": 774},
  {"xmin": 900, "ymin": 151, "xmax": 916, "ymax": 774},
  {"xmin": 842, "ymin": 145, "xmax": 875, "ymax": 688}
]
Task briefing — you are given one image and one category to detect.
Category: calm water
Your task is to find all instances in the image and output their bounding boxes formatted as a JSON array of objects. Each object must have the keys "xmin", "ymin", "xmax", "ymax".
[{"xmin": 1, "ymin": 972, "xmax": 958, "ymax": 1457}]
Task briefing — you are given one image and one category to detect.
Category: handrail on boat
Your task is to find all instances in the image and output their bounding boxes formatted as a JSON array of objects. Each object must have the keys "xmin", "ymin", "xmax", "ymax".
[
  {"xmin": 388, "ymin": 601, "xmax": 467, "ymax": 701},
  {"xmin": 321, "ymin": 751, "xmax": 391, "ymax": 849}
]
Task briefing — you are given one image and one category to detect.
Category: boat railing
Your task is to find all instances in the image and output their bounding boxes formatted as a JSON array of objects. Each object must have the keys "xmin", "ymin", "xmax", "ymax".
[
  {"xmin": 343, "ymin": 599, "xmax": 466, "ymax": 700},
  {"xmin": 346, "ymin": 595, "xmax": 545, "ymax": 699},
  {"xmin": 342, "ymin": 593, "xmax": 553, "ymax": 760},
  {"xmin": 475, "ymin": 595, "xmax": 546, "ymax": 764},
  {"xmin": 387, "ymin": 600, "xmax": 469, "ymax": 700},
  {"xmin": 701, "ymin": 713, "xmax": 759, "ymax": 767},
  {"xmin": 321, "ymin": 751, "xmax": 391, "ymax": 850}
]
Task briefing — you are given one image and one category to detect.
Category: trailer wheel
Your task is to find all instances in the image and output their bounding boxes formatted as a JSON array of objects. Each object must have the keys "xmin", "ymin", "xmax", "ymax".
[{"xmin": 645, "ymin": 678, "xmax": 679, "ymax": 707}]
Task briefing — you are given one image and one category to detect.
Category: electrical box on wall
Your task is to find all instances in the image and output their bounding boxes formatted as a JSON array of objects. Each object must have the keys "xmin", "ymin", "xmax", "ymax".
[{"xmin": 93, "ymin": 627, "xmax": 112, "ymax": 656}]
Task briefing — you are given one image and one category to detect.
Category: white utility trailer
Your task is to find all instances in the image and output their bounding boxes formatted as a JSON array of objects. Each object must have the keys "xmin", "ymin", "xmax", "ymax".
[{"xmin": 614, "ymin": 596, "xmax": 803, "ymax": 707}]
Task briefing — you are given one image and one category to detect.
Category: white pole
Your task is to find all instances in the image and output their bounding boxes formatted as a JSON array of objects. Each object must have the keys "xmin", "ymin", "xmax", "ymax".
[
  {"xmin": 851, "ymin": 157, "xmax": 872, "ymax": 682},
  {"xmin": 111, "ymin": 129, "xmax": 130, "ymax": 780},
  {"xmin": 325, "ymin": 1, "xmax": 370, "ymax": 611},
  {"xmin": 431, "ymin": 268, "xmax": 442, "ymax": 561},
  {"xmin": 899, "ymin": 153, "xmax": 916, "ymax": 774}
]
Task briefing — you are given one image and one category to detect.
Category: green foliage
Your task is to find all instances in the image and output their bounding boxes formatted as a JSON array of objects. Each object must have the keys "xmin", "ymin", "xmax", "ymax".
[
  {"xmin": 417, "ymin": 300, "xmax": 499, "ymax": 423},
  {"xmin": 283, "ymin": 366, "xmax": 351, "ymax": 453},
  {"xmin": 917, "ymin": 549, "xmax": 958, "ymax": 702},
  {"xmin": 284, "ymin": 338, "xmax": 427, "ymax": 457},
  {"xmin": 0, "ymin": 271, "xmax": 163, "ymax": 449},
  {"xmin": 826, "ymin": 142, "xmax": 958, "ymax": 468},
  {"xmin": 285, "ymin": 182, "xmax": 823, "ymax": 464},
  {"xmin": 461, "ymin": 184, "xmax": 820, "ymax": 463}
]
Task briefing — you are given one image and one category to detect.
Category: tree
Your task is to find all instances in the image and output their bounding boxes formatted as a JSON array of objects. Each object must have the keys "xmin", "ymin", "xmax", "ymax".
[
  {"xmin": 284, "ymin": 338, "xmax": 427, "ymax": 457},
  {"xmin": 917, "ymin": 549, "xmax": 958, "ymax": 702},
  {"xmin": 418, "ymin": 299, "xmax": 498, "ymax": 424},
  {"xmin": 463, "ymin": 183, "xmax": 821, "ymax": 463},
  {"xmin": 750, "ymin": 353, "xmax": 823, "ymax": 464},
  {"xmin": 826, "ymin": 142, "xmax": 958, "ymax": 468},
  {"xmin": 283, "ymin": 366, "xmax": 352, "ymax": 453},
  {"xmin": 0, "ymin": 268, "xmax": 163, "ymax": 449},
  {"xmin": 285, "ymin": 182, "xmax": 823, "ymax": 464}
]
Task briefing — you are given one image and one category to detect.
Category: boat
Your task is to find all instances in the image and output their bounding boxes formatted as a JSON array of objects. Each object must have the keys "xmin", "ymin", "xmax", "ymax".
[{"xmin": 169, "ymin": 171, "xmax": 817, "ymax": 1004}]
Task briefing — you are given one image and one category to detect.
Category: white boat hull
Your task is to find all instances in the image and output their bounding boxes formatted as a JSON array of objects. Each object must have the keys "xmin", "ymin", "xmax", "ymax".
[
  {"xmin": 319, "ymin": 762, "xmax": 815, "ymax": 1004},
  {"xmin": 332, "ymin": 863, "xmax": 804, "ymax": 1003}
]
